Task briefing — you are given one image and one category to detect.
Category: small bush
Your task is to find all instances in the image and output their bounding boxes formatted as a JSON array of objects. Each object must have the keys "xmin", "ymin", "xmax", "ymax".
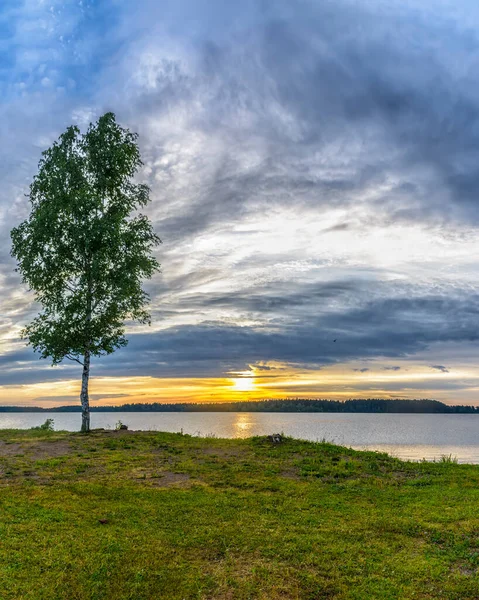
[
  {"xmin": 115, "ymin": 420, "xmax": 128, "ymax": 431},
  {"xmin": 439, "ymin": 454, "xmax": 458, "ymax": 464},
  {"xmin": 31, "ymin": 418, "xmax": 54, "ymax": 432}
]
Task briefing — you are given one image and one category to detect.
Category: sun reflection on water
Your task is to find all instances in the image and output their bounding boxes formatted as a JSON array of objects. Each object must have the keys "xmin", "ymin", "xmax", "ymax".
[{"xmin": 233, "ymin": 413, "xmax": 254, "ymax": 437}]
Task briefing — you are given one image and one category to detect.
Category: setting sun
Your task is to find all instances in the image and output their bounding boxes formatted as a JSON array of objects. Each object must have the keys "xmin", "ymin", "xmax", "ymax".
[{"xmin": 232, "ymin": 378, "xmax": 255, "ymax": 392}]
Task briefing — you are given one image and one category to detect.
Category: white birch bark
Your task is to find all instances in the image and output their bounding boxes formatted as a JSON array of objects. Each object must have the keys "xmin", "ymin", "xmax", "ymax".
[{"xmin": 80, "ymin": 349, "xmax": 91, "ymax": 432}]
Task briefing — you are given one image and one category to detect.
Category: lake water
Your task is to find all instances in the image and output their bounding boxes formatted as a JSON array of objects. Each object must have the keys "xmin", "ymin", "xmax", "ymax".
[{"xmin": 1, "ymin": 412, "xmax": 478, "ymax": 463}]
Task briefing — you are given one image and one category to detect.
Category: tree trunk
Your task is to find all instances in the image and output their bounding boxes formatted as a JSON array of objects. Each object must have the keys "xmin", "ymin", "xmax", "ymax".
[{"xmin": 80, "ymin": 350, "xmax": 91, "ymax": 433}]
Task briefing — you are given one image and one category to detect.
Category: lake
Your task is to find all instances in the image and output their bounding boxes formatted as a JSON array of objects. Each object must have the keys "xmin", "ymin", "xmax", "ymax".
[{"xmin": 1, "ymin": 412, "xmax": 478, "ymax": 463}]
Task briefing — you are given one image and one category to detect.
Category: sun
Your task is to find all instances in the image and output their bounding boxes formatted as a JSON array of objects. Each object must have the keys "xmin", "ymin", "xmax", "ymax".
[{"xmin": 232, "ymin": 378, "xmax": 255, "ymax": 392}]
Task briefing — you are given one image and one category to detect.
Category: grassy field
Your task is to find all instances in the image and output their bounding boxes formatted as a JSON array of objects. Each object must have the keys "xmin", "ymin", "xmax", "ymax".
[{"xmin": 0, "ymin": 428, "xmax": 478, "ymax": 599}]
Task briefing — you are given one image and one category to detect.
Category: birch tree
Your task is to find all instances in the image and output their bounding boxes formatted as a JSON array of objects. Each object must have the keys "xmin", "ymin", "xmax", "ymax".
[{"xmin": 11, "ymin": 113, "xmax": 161, "ymax": 432}]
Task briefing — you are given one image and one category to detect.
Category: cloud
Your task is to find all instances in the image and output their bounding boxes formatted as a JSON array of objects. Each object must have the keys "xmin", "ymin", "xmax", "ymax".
[
  {"xmin": 2, "ymin": 0, "xmax": 479, "ymax": 403},
  {"xmin": 430, "ymin": 365, "xmax": 450, "ymax": 374},
  {"xmin": 92, "ymin": 0, "xmax": 479, "ymax": 237},
  {"xmin": 0, "ymin": 285, "xmax": 477, "ymax": 386}
]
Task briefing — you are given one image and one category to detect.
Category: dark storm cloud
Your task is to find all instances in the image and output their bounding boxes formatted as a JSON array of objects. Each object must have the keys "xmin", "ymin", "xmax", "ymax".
[
  {"xmin": 94, "ymin": 290, "xmax": 479, "ymax": 378},
  {"xmin": 178, "ymin": 280, "xmax": 362, "ymax": 314},
  {"xmin": 1, "ymin": 285, "xmax": 478, "ymax": 385},
  {"xmin": 96, "ymin": 290, "xmax": 479, "ymax": 377},
  {"xmin": 250, "ymin": 3, "xmax": 479, "ymax": 225}
]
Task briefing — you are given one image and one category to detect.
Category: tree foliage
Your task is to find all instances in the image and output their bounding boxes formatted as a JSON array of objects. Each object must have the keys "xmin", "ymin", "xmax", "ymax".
[{"xmin": 11, "ymin": 113, "xmax": 160, "ymax": 429}]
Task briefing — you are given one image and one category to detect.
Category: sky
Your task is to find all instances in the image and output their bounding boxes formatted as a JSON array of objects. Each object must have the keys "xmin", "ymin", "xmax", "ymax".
[{"xmin": 2, "ymin": 0, "xmax": 479, "ymax": 407}]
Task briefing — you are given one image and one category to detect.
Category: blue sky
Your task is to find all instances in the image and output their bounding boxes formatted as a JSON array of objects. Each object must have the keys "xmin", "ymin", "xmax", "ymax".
[{"xmin": 2, "ymin": 0, "xmax": 479, "ymax": 406}]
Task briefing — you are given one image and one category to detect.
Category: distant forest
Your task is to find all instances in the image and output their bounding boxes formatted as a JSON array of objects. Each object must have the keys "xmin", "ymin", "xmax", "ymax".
[{"xmin": 1, "ymin": 399, "xmax": 478, "ymax": 413}]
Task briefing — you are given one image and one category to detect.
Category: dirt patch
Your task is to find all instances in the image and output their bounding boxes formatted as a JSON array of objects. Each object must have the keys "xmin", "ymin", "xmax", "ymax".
[
  {"xmin": 0, "ymin": 439, "xmax": 72, "ymax": 459},
  {"xmin": 151, "ymin": 472, "xmax": 191, "ymax": 487},
  {"xmin": 280, "ymin": 467, "xmax": 301, "ymax": 480},
  {"xmin": 453, "ymin": 563, "xmax": 478, "ymax": 577},
  {"xmin": 0, "ymin": 441, "xmax": 25, "ymax": 456},
  {"xmin": 27, "ymin": 441, "xmax": 73, "ymax": 459}
]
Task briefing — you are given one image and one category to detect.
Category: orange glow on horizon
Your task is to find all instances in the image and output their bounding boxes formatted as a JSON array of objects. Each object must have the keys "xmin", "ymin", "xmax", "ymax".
[{"xmin": 1, "ymin": 360, "xmax": 479, "ymax": 407}]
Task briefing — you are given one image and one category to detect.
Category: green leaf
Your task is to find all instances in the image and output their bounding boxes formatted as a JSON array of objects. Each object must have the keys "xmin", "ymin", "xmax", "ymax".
[{"xmin": 10, "ymin": 112, "xmax": 161, "ymax": 365}]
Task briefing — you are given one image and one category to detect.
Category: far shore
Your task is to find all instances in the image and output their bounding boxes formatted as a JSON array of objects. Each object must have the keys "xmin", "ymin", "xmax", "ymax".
[{"xmin": 1, "ymin": 398, "xmax": 478, "ymax": 413}]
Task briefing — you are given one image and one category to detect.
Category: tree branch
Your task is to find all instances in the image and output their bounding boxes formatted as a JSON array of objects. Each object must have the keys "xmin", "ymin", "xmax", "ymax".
[
  {"xmin": 64, "ymin": 282, "xmax": 77, "ymax": 294},
  {"xmin": 65, "ymin": 354, "xmax": 84, "ymax": 366}
]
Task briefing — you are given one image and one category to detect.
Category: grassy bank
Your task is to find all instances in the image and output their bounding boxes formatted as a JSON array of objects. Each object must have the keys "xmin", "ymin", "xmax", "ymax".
[{"xmin": 0, "ymin": 429, "xmax": 478, "ymax": 599}]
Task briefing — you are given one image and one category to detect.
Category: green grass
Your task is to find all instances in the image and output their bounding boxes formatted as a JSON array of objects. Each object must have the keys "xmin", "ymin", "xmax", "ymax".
[{"xmin": 0, "ymin": 429, "xmax": 478, "ymax": 599}]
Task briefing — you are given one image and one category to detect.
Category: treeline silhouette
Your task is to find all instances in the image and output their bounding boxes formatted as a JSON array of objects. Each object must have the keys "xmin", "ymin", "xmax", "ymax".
[{"xmin": 1, "ymin": 399, "xmax": 478, "ymax": 413}]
